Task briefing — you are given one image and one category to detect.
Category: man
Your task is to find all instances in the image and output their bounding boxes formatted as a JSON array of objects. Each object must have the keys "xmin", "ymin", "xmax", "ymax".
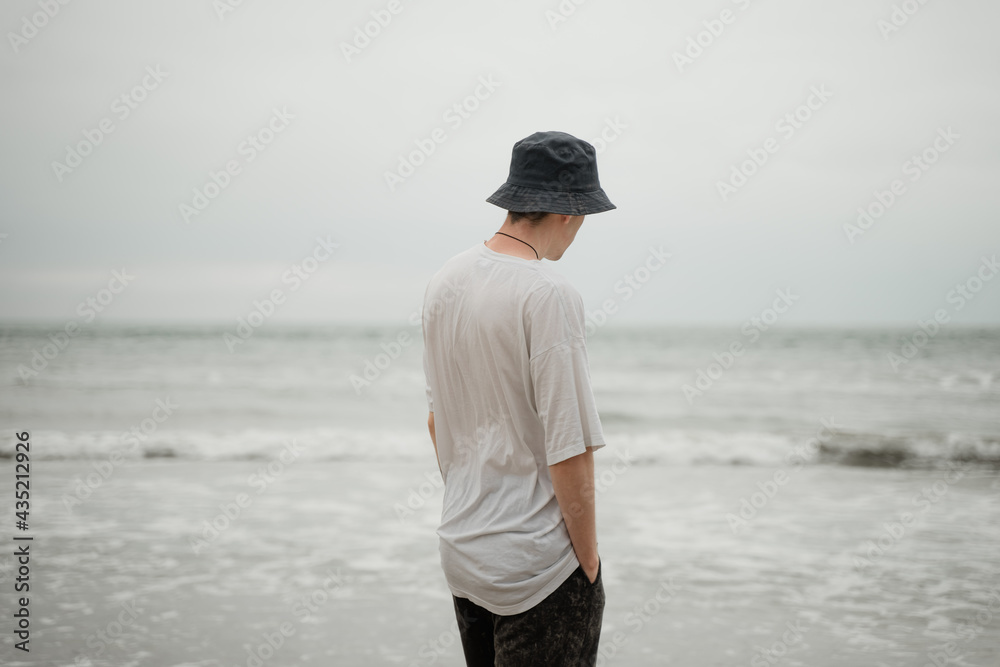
[{"xmin": 421, "ymin": 130, "xmax": 615, "ymax": 666}]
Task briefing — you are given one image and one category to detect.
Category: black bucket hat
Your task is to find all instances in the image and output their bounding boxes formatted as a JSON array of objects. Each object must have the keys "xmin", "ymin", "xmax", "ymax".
[{"xmin": 486, "ymin": 131, "xmax": 615, "ymax": 216}]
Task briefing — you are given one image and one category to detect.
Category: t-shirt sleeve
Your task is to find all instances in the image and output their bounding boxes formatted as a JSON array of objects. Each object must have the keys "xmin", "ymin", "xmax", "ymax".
[{"xmin": 525, "ymin": 280, "xmax": 605, "ymax": 466}]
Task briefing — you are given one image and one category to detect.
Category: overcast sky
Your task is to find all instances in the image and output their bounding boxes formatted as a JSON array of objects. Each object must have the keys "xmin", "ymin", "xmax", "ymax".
[{"xmin": 1, "ymin": 0, "xmax": 998, "ymax": 327}]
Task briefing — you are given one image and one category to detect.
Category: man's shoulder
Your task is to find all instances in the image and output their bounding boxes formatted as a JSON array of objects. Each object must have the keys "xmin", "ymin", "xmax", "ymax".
[
  {"xmin": 531, "ymin": 264, "xmax": 581, "ymax": 299},
  {"xmin": 426, "ymin": 245, "xmax": 480, "ymax": 288},
  {"xmin": 524, "ymin": 266, "xmax": 583, "ymax": 320},
  {"xmin": 441, "ymin": 244, "xmax": 482, "ymax": 271}
]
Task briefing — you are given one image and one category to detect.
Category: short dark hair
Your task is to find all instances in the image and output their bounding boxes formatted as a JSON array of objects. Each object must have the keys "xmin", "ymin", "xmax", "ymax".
[{"xmin": 508, "ymin": 211, "xmax": 548, "ymax": 225}]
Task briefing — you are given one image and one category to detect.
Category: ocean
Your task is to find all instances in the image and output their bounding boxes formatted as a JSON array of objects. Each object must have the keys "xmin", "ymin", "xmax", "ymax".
[
  {"xmin": 3, "ymin": 324, "xmax": 998, "ymax": 468},
  {"xmin": 0, "ymin": 324, "xmax": 998, "ymax": 666}
]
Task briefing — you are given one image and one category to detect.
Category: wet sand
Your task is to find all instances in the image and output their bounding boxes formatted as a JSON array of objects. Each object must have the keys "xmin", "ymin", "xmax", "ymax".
[{"xmin": 2, "ymin": 457, "xmax": 999, "ymax": 666}]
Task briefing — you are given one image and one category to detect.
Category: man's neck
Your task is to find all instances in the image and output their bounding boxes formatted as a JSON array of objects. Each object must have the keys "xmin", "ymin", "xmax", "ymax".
[{"xmin": 485, "ymin": 228, "xmax": 542, "ymax": 261}]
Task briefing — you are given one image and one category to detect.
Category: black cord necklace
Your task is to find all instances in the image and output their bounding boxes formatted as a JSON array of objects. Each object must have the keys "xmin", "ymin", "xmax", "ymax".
[{"xmin": 493, "ymin": 232, "xmax": 539, "ymax": 259}]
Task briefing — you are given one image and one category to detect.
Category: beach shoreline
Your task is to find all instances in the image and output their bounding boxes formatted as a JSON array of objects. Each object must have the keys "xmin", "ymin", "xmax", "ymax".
[{"xmin": 1, "ymin": 459, "xmax": 997, "ymax": 666}]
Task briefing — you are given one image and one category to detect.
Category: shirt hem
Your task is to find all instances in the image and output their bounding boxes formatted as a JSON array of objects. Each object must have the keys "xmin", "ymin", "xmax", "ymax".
[
  {"xmin": 447, "ymin": 553, "xmax": 582, "ymax": 616},
  {"xmin": 546, "ymin": 440, "xmax": 606, "ymax": 466}
]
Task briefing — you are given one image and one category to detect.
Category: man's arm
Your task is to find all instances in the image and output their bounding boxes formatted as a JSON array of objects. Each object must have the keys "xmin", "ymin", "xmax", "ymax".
[
  {"xmin": 428, "ymin": 412, "xmax": 442, "ymax": 477},
  {"xmin": 549, "ymin": 447, "xmax": 599, "ymax": 583}
]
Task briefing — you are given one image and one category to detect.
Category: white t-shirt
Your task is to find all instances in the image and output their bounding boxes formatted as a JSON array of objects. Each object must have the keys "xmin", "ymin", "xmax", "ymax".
[{"xmin": 421, "ymin": 243, "xmax": 605, "ymax": 616}]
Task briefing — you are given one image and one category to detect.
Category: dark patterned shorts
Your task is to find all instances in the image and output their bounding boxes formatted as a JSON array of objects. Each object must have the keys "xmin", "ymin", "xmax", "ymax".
[{"xmin": 452, "ymin": 560, "xmax": 605, "ymax": 667}]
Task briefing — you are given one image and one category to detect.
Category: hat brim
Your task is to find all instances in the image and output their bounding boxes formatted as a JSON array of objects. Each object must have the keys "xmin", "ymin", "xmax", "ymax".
[{"xmin": 486, "ymin": 183, "xmax": 616, "ymax": 216}]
